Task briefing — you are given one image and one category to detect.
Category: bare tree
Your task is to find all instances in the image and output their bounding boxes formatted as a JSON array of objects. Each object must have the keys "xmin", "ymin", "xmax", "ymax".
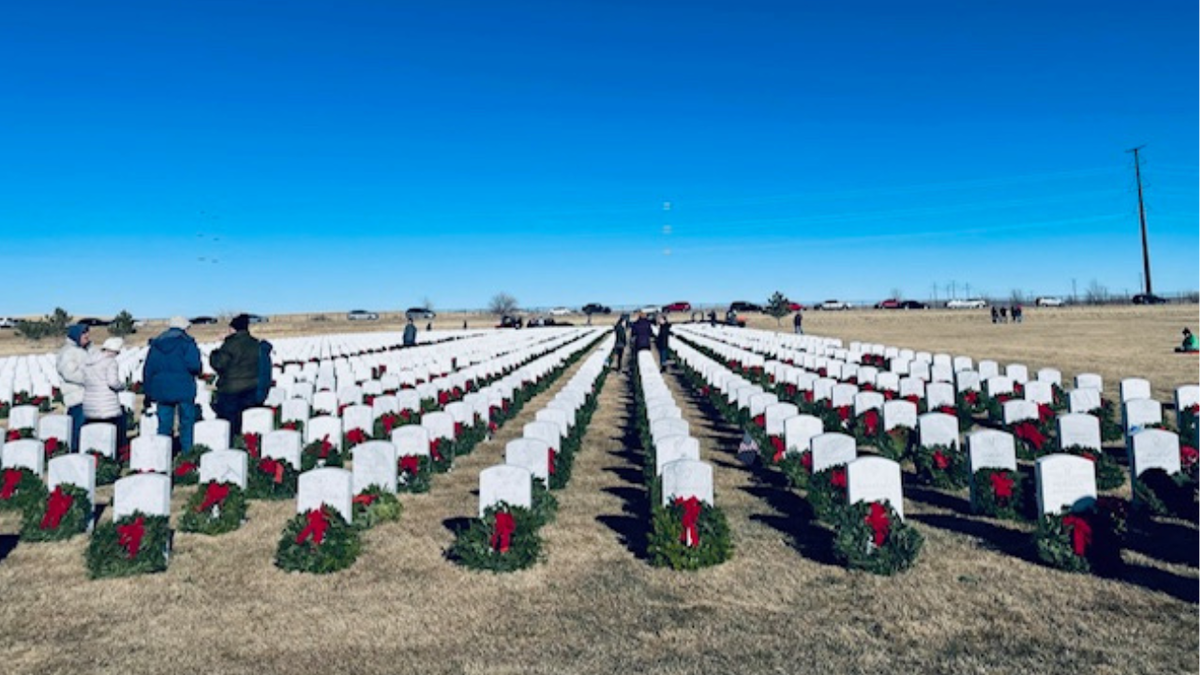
[
  {"xmin": 489, "ymin": 292, "xmax": 519, "ymax": 317},
  {"xmin": 890, "ymin": 287, "xmax": 903, "ymax": 300},
  {"xmin": 421, "ymin": 297, "xmax": 434, "ymax": 311},
  {"xmin": 1084, "ymin": 280, "xmax": 1109, "ymax": 305}
]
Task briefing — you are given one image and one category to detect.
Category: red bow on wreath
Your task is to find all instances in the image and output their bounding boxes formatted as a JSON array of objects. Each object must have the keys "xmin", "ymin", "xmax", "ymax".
[
  {"xmin": 770, "ymin": 436, "xmax": 786, "ymax": 463},
  {"xmin": 398, "ymin": 455, "xmax": 421, "ymax": 474},
  {"xmin": 5, "ymin": 429, "xmax": 19, "ymax": 442},
  {"xmin": 1, "ymin": 468, "xmax": 23, "ymax": 500},
  {"xmin": 244, "ymin": 434, "xmax": 260, "ymax": 458},
  {"xmin": 675, "ymin": 496, "xmax": 702, "ymax": 548},
  {"xmin": 429, "ymin": 438, "xmax": 444, "ymax": 462},
  {"xmin": 491, "ymin": 511, "xmax": 515, "ymax": 553},
  {"xmin": 830, "ymin": 467, "xmax": 847, "ymax": 489},
  {"xmin": 862, "ymin": 410, "xmax": 879, "ymax": 437},
  {"xmin": 1062, "ymin": 514, "xmax": 1092, "ymax": 557},
  {"xmin": 800, "ymin": 452, "xmax": 812, "ymax": 473},
  {"xmin": 319, "ymin": 436, "xmax": 333, "ymax": 459},
  {"xmin": 548, "ymin": 448, "xmax": 557, "ymax": 476},
  {"xmin": 932, "ymin": 450, "xmax": 950, "ymax": 470},
  {"xmin": 196, "ymin": 482, "xmax": 230, "ymax": 512},
  {"xmin": 864, "ymin": 502, "xmax": 891, "ymax": 548},
  {"xmin": 173, "ymin": 462, "xmax": 197, "ymax": 477},
  {"xmin": 352, "ymin": 493, "xmax": 377, "ymax": 507},
  {"xmin": 1013, "ymin": 423, "xmax": 1045, "ymax": 451},
  {"xmin": 296, "ymin": 508, "xmax": 329, "ymax": 546},
  {"xmin": 1181, "ymin": 445, "xmax": 1198, "ymax": 469},
  {"xmin": 117, "ymin": 516, "xmax": 145, "ymax": 559},
  {"xmin": 41, "ymin": 486, "xmax": 74, "ymax": 530},
  {"xmin": 346, "ymin": 429, "xmax": 367, "ymax": 446},
  {"xmin": 44, "ymin": 437, "xmax": 59, "ymax": 457},
  {"xmin": 989, "ymin": 472, "xmax": 1014, "ymax": 501},
  {"xmin": 259, "ymin": 458, "xmax": 285, "ymax": 484}
]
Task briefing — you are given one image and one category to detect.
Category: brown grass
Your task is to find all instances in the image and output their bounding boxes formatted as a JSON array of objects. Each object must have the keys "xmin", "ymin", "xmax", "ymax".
[{"xmin": 0, "ymin": 308, "xmax": 1197, "ymax": 674}]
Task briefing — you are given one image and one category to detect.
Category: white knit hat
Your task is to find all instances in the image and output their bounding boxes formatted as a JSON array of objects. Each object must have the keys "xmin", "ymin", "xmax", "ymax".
[{"xmin": 102, "ymin": 337, "xmax": 124, "ymax": 353}]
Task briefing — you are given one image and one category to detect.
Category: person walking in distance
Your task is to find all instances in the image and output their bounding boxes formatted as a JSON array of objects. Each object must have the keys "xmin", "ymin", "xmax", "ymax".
[
  {"xmin": 630, "ymin": 310, "xmax": 654, "ymax": 355},
  {"xmin": 82, "ymin": 337, "xmax": 129, "ymax": 451},
  {"xmin": 56, "ymin": 323, "xmax": 91, "ymax": 448},
  {"xmin": 611, "ymin": 317, "xmax": 628, "ymax": 371},
  {"xmin": 143, "ymin": 316, "xmax": 202, "ymax": 452},
  {"xmin": 792, "ymin": 309, "xmax": 804, "ymax": 335},
  {"xmin": 210, "ymin": 313, "xmax": 262, "ymax": 436},
  {"xmin": 403, "ymin": 318, "xmax": 418, "ymax": 347},
  {"xmin": 655, "ymin": 313, "xmax": 672, "ymax": 372}
]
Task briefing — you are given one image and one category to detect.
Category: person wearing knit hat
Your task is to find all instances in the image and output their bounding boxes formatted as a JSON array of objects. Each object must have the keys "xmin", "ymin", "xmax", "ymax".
[
  {"xmin": 145, "ymin": 315, "xmax": 202, "ymax": 452},
  {"xmin": 83, "ymin": 331, "xmax": 128, "ymax": 451},
  {"xmin": 56, "ymin": 323, "xmax": 92, "ymax": 447},
  {"xmin": 1178, "ymin": 328, "xmax": 1198, "ymax": 353},
  {"xmin": 210, "ymin": 313, "xmax": 263, "ymax": 435}
]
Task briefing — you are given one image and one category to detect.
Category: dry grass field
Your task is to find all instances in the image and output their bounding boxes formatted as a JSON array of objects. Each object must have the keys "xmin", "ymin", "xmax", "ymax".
[{"xmin": 0, "ymin": 305, "xmax": 1197, "ymax": 674}]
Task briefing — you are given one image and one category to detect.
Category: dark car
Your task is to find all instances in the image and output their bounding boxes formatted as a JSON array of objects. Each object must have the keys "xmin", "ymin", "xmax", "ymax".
[
  {"xmin": 78, "ymin": 317, "xmax": 110, "ymax": 327},
  {"xmin": 581, "ymin": 303, "xmax": 612, "ymax": 315},
  {"xmin": 898, "ymin": 300, "xmax": 928, "ymax": 310},
  {"xmin": 406, "ymin": 307, "xmax": 436, "ymax": 320},
  {"xmin": 662, "ymin": 301, "xmax": 691, "ymax": 313},
  {"xmin": 190, "ymin": 316, "xmax": 219, "ymax": 325},
  {"xmin": 498, "ymin": 315, "xmax": 522, "ymax": 329},
  {"xmin": 1132, "ymin": 293, "xmax": 1168, "ymax": 305},
  {"xmin": 729, "ymin": 301, "xmax": 763, "ymax": 313}
]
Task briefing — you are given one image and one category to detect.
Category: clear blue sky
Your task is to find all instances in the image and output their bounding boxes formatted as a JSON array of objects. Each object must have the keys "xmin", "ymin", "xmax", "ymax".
[{"xmin": 1, "ymin": 0, "xmax": 1196, "ymax": 316}]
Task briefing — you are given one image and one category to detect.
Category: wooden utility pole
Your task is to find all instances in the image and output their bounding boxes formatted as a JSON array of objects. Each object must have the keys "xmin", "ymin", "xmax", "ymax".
[{"xmin": 1127, "ymin": 146, "xmax": 1152, "ymax": 295}]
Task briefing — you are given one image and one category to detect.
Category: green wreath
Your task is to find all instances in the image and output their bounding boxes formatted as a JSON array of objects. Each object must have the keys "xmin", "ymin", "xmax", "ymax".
[
  {"xmin": 648, "ymin": 498, "xmax": 733, "ymax": 571},
  {"xmin": 85, "ymin": 512, "xmax": 171, "ymax": 579},
  {"xmin": 275, "ymin": 504, "xmax": 361, "ymax": 574},
  {"xmin": 1132, "ymin": 469, "xmax": 1194, "ymax": 518},
  {"xmin": 530, "ymin": 479, "xmax": 558, "ymax": 527},
  {"xmin": 301, "ymin": 438, "xmax": 345, "ymax": 471},
  {"xmin": 246, "ymin": 457, "xmax": 299, "ymax": 500},
  {"xmin": 874, "ymin": 426, "xmax": 912, "ymax": 462},
  {"xmin": 972, "ymin": 467, "xmax": 1026, "ymax": 520},
  {"xmin": 396, "ymin": 455, "xmax": 432, "ymax": 493},
  {"xmin": 779, "ymin": 450, "xmax": 811, "ymax": 490},
  {"xmin": 19, "ymin": 484, "xmax": 92, "ymax": 542},
  {"xmin": 447, "ymin": 503, "xmax": 544, "ymax": 573},
  {"xmin": 806, "ymin": 466, "xmax": 849, "ymax": 523},
  {"xmin": 84, "ymin": 451, "xmax": 122, "ymax": 486},
  {"xmin": 171, "ymin": 449, "xmax": 206, "ymax": 486},
  {"xmin": 0, "ymin": 467, "xmax": 47, "ymax": 512},
  {"xmin": 1034, "ymin": 501, "xmax": 1125, "ymax": 575},
  {"xmin": 351, "ymin": 486, "xmax": 403, "ymax": 530},
  {"xmin": 913, "ymin": 444, "xmax": 968, "ymax": 490},
  {"xmin": 177, "ymin": 482, "xmax": 247, "ymax": 535},
  {"xmin": 832, "ymin": 500, "xmax": 923, "ymax": 575}
]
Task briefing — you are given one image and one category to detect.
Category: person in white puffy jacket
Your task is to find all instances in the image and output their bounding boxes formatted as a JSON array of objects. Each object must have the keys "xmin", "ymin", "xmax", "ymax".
[
  {"xmin": 55, "ymin": 324, "xmax": 91, "ymax": 447},
  {"xmin": 82, "ymin": 337, "xmax": 128, "ymax": 451}
]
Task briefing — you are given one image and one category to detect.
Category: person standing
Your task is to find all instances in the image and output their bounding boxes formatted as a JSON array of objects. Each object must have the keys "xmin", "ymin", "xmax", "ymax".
[
  {"xmin": 611, "ymin": 317, "xmax": 628, "ymax": 371},
  {"xmin": 56, "ymin": 324, "xmax": 91, "ymax": 447},
  {"xmin": 403, "ymin": 318, "xmax": 418, "ymax": 347},
  {"xmin": 792, "ymin": 310, "xmax": 804, "ymax": 335},
  {"xmin": 210, "ymin": 313, "xmax": 261, "ymax": 436},
  {"xmin": 143, "ymin": 316, "xmax": 202, "ymax": 452},
  {"xmin": 255, "ymin": 338, "xmax": 274, "ymax": 406},
  {"xmin": 655, "ymin": 314, "xmax": 672, "ymax": 372},
  {"xmin": 630, "ymin": 311, "xmax": 654, "ymax": 354},
  {"xmin": 82, "ymin": 337, "xmax": 128, "ymax": 451}
]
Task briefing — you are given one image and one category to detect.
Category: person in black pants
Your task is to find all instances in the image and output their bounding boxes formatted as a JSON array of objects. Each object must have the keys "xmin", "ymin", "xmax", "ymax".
[
  {"xmin": 655, "ymin": 314, "xmax": 671, "ymax": 372},
  {"xmin": 630, "ymin": 311, "xmax": 655, "ymax": 357},
  {"xmin": 611, "ymin": 318, "xmax": 628, "ymax": 370}
]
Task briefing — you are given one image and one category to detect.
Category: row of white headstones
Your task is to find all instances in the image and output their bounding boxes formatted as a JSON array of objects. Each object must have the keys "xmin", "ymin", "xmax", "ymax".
[
  {"xmin": 673, "ymin": 323, "xmax": 1196, "ymax": 516},
  {"xmin": 0, "ymin": 327, "xmax": 606, "ymax": 535},
  {"xmin": 636, "ymin": 351, "xmax": 713, "ymax": 507}
]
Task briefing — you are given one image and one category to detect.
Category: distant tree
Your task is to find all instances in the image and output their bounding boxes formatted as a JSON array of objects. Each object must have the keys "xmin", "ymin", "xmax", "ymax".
[
  {"xmin": 1009, "ymin": 289, "xmax": 1027, "ymax": 305},
  {"xmin": 1084, "ymin": 280, "xmax": 1109, "ymax": 305},
  {"xmin": 890, "ymin": 287, "xmax": 903, "ymax": 300},
  {"xmin": 421, "ymin": 297, "xmax": 434, "ymax": 311},
  {"xmin": 489, "ymin": 292, "xmax": 519, "ymax": 317},
  {"xmin": 15, "ymin": 319, "xmax": 51, "ymax": 341},
  {"xmin": 109, "ymin": 310, "xmax": 136, "ymax": 337},
  {"xmin": 765, "ymin": 291, "xmax": 791, "ymax": 326},
  {"xmin": 46, "ymin": 307, "xmax": 71, "ymax": 337}
]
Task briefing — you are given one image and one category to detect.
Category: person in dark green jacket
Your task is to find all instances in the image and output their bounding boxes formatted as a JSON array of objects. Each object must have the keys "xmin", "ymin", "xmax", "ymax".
[
  {"xmin": 210, "ymin": 313, "xmax": 262, "ymax": 435},
  {"xmin": 1177, "ymin": 328, "xmax": 1199, "ymax": 353}
]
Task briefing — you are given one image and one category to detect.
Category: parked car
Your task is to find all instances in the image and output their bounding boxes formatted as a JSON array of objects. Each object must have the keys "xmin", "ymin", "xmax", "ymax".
[
  {"xmin": 190, "ymin": 316, "xmax": 218, "ymax": 325},
  {"xmin": 898, "ymin": 300, "xmax": 928, "ymax": 310},
  {"xmin": 946, "ymin": 298, "xmax": 987, "ymax": 309},
  {"xmin": 498, "ymin": 315, "xmax": 522, "ymax": 329},
  {"xmin": 1131, "ymin": 293, "xmax": 1168, "ymax": 305},
  {"xmin": 639, "ymin": 305, "xmax": 660, "ymax": 315},
  {"xmin": 729, "ymin": 301, "xmax": 763, "ymax": 313},
  {"xmin": 787, "ymin": 301, "xmax": 805, "ymax": 311},
  {"xmin": 662, "ymin": 301, "xmax": 691, "ymax": 313},
  {"xmin": 548, "ymin": 307, "xmax": 572, "ymax": 316},
  {"xmin": 78, "ymin": 317, "xmax": 110, "ymax": 327},
  {"xmin": 347, "ymin": 309, "xmax": 379, "ymax": 321},
  {"xmin": 581, "ymin": 303, "xmax": 612, "ymax": 315},
  {"xmin": 819, "ymin": 299, "xmax": 851, "ymax": 311},
  {"xmin": 1034, "ymin": 297, "xmax": 1065, "ymax": 307},
  {"xmin": 0, "ymin": 317, "xmax": 16, "ymax": 329},
  {"xmin": 246, "ymin": 314, "xmax": 268, "ymax": 324},
  {"xmin": 406, "ymin": 307, "xmax": 436, "ymax": 320},
  {"xmin": 875, "ymin": 298, "xmax": 901, "ymax": 309}
]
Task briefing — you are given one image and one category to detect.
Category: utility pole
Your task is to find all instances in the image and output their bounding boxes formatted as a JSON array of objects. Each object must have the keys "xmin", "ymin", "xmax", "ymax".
[{"xmin": 1127, "ymin": 146, "xmax": 1152, "ymax": 295}]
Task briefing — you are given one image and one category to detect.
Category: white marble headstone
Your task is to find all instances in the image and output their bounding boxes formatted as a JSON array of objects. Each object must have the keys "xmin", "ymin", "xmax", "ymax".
[
  {"xmin": 1003, "ymin": 399, "xmax": 1040, "ymax": 426},
  {"xmin": 48, "ymin": 453, "xmax": 96, "ymax": 507},
  {"xmin": 661, "ymin": 459, "xmax": 713, "ymax": 506},
  {"xmin": 2, "ymin": 439, "xmax": 44, "ymax": 476},
  {"xmin": 391, "ymin": 425, "xmax": 431, "ymax": 457},
  {"xmin": 240, "ymin": 407, "xmax": 276, "ymax": 437},
  {"xmin": 1068, "ymin": 388, "xmax": 1102, "ymax": 414},
  {"xmin": 194, "ymin": 419, "xmax": 232, "ymax": 451},
  {"xmin": 79, "ymin": 423, "xmax": 117, "ymax": 458},
  {"xmin": 882, "ymin": 400, "xmax": 917, "ymax": 431},
  {"xmin": 810, "ymin": 433, "xmax": 857, "ymax": 473},
  {"xmin": 8, "ymin": 405, "xmax": 39, "ymax": 431},
  {"xmin": 199, "ymin": 448, "xmax": 249, "ymax": 490},
  {"xmin": 1057, "ymin": 413, "xmax": 1101, "ymax": 451},
  {"xmin": 918, "ymin": 412, "xmax": 960, "ymax": 450},
  {"xmin": 37, "ymin": 414, "xmax": 73, "ymax": 448},
  {"xmin": 306, "ymin": 415, "xmax": 344, "ymax": 450},
  {"xmin": 655, "ymin": 435, "xmax": 701, "ymax": 476},
  {"xmin": 479, "ymin": 464, "xmax": 532, "ymax": 517},
  {"xmin": 506, "ymin": 437, "xmax": 552, "ymax": 483},
  {"xmin": 1035, "ymin": 454, "xmax": 1097, "ymax": 515},
  {"xmin": 784, "ymin": 415, "xmax": 824, "ymax": 455},
  {"xmin": 129, "ymin": 434, "xmax": 173, "ymax": 474},
  {"xmin": 297, "ymin": 467, "xmax": 354, "ymax": 523},
  {"xmin": 1130, "ymin": 429, "xmax": 1181, "ymax": 477},
  {"xmin": 352, "ymin": 441, "xmax": 398, "ymax": 494},
  {"xmin": 112, "ymin": 473, "xmax": 172, "ymax": 519},
  {"xmin": 846, "ymin": 456, "xmax": 904, "ymax": 519},
  {"xmin": 262, "ymin": 429, "xmax": 303, "ymax": 469},
  {"xmin": 967, "ymin": 430, "xmax": 1018, "ymax": 473}
]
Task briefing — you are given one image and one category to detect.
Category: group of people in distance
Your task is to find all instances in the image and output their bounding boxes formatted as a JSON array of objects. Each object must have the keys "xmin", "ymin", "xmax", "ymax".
[
  {"xmin": 990, "ymin": 305, "xmax": 1023, "ymax": 323},
  {"xmin": 55, "ymin": 314, "xmax": 272, "ymax": 455},
  {"xmin": 610, "ymin": 310, "xmax": 671, "ymax": 373}
]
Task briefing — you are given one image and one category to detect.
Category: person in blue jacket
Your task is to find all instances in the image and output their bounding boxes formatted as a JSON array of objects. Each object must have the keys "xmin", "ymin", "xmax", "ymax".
[{"xmin": 143, "ymin": 316, "xmax": 202, "ymax": 452}]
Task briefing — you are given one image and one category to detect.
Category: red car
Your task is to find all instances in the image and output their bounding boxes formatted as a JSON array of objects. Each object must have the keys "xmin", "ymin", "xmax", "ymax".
[
  {"xmin": 787, "ymin": 301, "xmax": 804, "ymax": 311},
  {"xmin": 662, "ymin": 301, "xmax": 691, "ymax": 313},
  {"xmin": 875, "ymin": 298, "xmax": 901, "ymax": 309}
]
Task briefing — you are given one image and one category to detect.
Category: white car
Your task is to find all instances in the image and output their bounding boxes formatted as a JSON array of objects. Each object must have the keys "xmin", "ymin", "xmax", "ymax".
[
  {"xmin": 819, "ymin": 299, "xmax": 851, "ymax": 311},
  {"xmin": 1035, "ymin": 297, "xmax": 1065, "ymax": 307},
  {"xmin": 347, "ymin": 309, "xmax": 379, "ymax": 321},
  {"xmin": 946, "ymin": 298, "xmax": 988, "ymax": 309},
  {"xmin": 0, "ymin": 317, "xmax": 15, "ymax": 329},
  {"xmin": 548, "ymin": 307, "xmax": 572, "ymax": 316}
]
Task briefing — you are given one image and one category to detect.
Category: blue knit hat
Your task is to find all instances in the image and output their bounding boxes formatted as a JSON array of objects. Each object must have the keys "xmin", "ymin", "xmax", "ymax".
[{"xmin": 67, "ymin": 324, "xmax": 89, "ymax": 346}]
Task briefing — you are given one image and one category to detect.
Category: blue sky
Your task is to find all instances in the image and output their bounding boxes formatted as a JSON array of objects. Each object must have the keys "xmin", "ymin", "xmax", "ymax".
[{"xmin": 1, "ymin": 0, "xmax": 1196, "ymax": 316}]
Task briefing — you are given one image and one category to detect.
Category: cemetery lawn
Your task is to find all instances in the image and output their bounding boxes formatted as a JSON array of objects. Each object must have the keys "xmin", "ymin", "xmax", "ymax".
[{"xmin": 0, "ymin": 307, "xmax": 1195, "ymax": 674}]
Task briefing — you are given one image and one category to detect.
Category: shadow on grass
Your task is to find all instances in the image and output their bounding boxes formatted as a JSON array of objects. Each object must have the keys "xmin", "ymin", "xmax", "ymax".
[
  {"xmin": 595, "ymin": 369, "xmax": 651, "ymax": 561},
  {"xmin": 1126, "ymin": 517, "xmax": 1199, "ymax": 568},
  {"xmin": 0, "ymin": 534, "xmax": 18, "ymax": 563},
  {"xmin": 904, "ymin": 483, "xmax": 973, "ymax": 516},
  {"xmin": 442, "ymin": 516, "xmax": 473, "ymax": 536},
  {"xmin": 1118, "ymin": 562, "xmax": 1199, "ymax": 604},
  {"xmin": 909, "ymin": 513, "xmax": 1038, "ymax": 563}
]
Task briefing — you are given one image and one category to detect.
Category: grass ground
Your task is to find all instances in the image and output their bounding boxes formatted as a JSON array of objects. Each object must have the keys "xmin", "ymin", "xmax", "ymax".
[{"xmin": 0, "ymin": 306, "xmax": 1196, "ymax": 674}]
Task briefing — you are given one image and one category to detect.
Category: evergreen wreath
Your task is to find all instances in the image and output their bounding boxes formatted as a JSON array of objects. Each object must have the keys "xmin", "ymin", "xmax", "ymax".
[
  {"xmin": 1059, "ymin": 445, "xmax": 1125, "ymax": 491},
  {"xmin": 1131, "ymin": 468, "xmax": 1194, "ymax": 519},
  {"xmin": 42, "ymin": 437, "xmax": 71, "ymax": 461},
  {"xmin": 446, "ymin": 502, "xmax": 544, "ymax": 573},
  {"xmin": 874, "ymin": 426, "xmax": 913, "ymax": 462},
  {"xmin": 530, "ymin": 479, "xmax": 559, "ymax": 527},
  {"xmin": 19, "ymin": 484, "xmax": 92, "ymax": 542},
  {"xmin": 396, "ymin": 454, "xmax": 432, "ymax": 493},
  {"xmin": 832, "ymin": 500, "xmax": 923, "ymax": 575},
  {"xmin": 1097, "ymin": 399, "xmax": 1123, "ymax": 443},
  {"xmin": 177, "ymin": 481, "xmax": 247, "ymax": 535},
  {"xmin": 806, "ymin": 466, "xmax": 849, "ymax": 523},
  {"xmin": 1035, "ymin": 498, "xmax": 1126, "ymax": 574},
  {"xmin": 85, "ymin": 512, "xmax": 171, "ymax": 579},
  {"xmin": 171, "ymin": 446, "xmax": 208, "ymax": 486},
  {"xmin": 351, "ymin": 486, "xmax": 403, "ymax": 530},
  {"xmin": 87, "ymin": 451, "xmax": 123, "ymax": 486},
  {"xmin": 913, "ymin": 443, "xmax": 968, "ymax": 489},
  {"xmin": 275, "ymin": 504, "xmax": 361, "ymax": 574},
  {"xmin": 1178, "ymin": 405, "xmax": 1199, "ymax": 449},
  {"xmin": 246, "ymin": 457, "xmax": 299, "ymax": 500},
  {"xmin": 0, "ymin": 466, "xmax": 47, "ymax": 512},
  {"xmin": 779, "ymin": 450, "xmax": 812, "ymax": 490},
  {"xmin": 972, "ymin": 467, "xmax": 1026, "ymax": 520},
  {"xmin": 648, "ymin": 497, "xmax": 733, "ymax": 571},
  {"xmin": 301, "ymin": 437, "xmax": 345, "ymax": 471}
]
